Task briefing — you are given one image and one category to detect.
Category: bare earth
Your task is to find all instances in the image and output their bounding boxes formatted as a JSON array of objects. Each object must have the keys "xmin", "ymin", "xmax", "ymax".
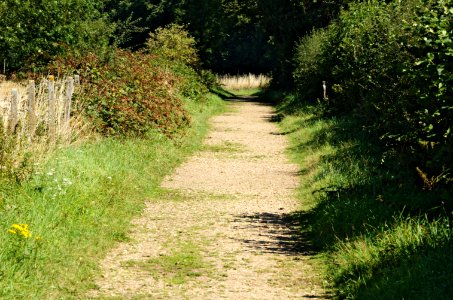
[{"xmin": 89, "ymin": 98, "xmax": 327, "ymax": 299}]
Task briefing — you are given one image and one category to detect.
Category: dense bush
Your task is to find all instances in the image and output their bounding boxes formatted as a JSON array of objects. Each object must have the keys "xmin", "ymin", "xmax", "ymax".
[
  {"xmin": 293, "ymin": 28, "xmax": 329, "ymax": 104},
  {"xmin": 146, "ymin": 24, "xmax": 199, "ymax": 67},
  {"xmin": 405, "ymin": 0, "xmax": 453, "ymax": 190},
  {"xmin": 52, "ymin": 50, "xmax": 192, "ymax": 137},
  {"xmin": 293, "ymin": 0, "xmax": 453, "ymax": 198},
  {"xmin": 290, "ymin": 1, "xmax": 453, "ymax": 297},
  {"xmin": 146, "ymin": 24, "xmax": 211, "ymax": 102}
]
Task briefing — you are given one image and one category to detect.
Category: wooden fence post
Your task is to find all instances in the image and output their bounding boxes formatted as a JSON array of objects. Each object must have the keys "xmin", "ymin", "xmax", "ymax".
[
  {"xmin": 8, "ymin": 89, "xmax": 19, "ymax": 134},
  {"xmin": 65, "ymin": 77, "xmax": 74, "ymax": 127},
  {"xmin": 74, "ymin": 74, "xmax": 80, "ymax": 86},
  {"xmin": 28, "ymin": 80, "xmax": 37, "ymax": 135},
  {"xmin": 48, "ymin": 75, "xmax": 56, "ymax": 140}
]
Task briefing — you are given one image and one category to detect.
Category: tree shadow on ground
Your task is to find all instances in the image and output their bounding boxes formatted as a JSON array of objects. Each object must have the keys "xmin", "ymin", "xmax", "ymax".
[
  {"xmin": 231, "ymin": 210, "xmax": 332, "ymax": 299},
  {"xmin": 231, "ymin": 211, "xmax": 319, "ymax": 256}
]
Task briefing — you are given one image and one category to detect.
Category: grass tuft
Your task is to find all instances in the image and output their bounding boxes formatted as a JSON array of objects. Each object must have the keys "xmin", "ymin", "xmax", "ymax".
[{"xmin": 127, "ymin": 240, "xmax": 208, "ymax": 285}]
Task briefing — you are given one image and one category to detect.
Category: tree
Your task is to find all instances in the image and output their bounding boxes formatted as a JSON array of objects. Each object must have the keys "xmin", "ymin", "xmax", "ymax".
[
  {"xmin": 0, "ymin": 0, "xmax": 111, "ymax": 72},
  {"xmin": 146, "ymin": 24, "xmax": 199, "ymax": 66}
]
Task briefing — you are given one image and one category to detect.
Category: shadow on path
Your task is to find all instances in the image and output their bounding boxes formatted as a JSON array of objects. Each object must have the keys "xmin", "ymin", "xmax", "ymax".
[{"xmin": 231, "ymin": 211, "xmax": 318, "ymax": 256}]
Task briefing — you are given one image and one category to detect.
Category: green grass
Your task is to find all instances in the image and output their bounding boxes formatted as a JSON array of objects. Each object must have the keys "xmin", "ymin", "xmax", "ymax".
[
  {"xmin": 202, "ymin": 141, "xmax": 246, "ymax": 153},
  {"xmin": 125, "ymin": 240, "xmax": 209, "ymax": 285},
  {"xmin": 227, "ymin": 88, "xmax": 262, "ymax": 97},
  {"xmin": 0, "ymin": 94, "xmax": 225, "ymax": 299},
  {"xmin": 153, "ymin": 189, "xmax": 233, "ymax": 203},
  {"xmin": 278, "ymin": 94, "xmax": 453, "ymax": 299}
]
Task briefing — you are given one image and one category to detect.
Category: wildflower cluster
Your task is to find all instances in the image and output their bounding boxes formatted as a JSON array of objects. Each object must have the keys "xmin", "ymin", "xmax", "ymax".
[{"xmin": 7, "ymin": 223, "xmax": 32, "ymax": 238}]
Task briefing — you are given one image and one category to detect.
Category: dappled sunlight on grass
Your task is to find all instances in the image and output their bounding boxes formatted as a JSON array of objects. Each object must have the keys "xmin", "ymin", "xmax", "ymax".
[{"xmin": 279, "ymin": 95, "xmax": 453, "ymax": 299}]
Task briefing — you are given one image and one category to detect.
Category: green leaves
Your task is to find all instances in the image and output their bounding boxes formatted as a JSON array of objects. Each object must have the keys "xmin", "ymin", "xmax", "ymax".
[
  {"xmin": 293, "ymin": 0, "xmax": 453, "ymax": 192},
  {"xmin": 146, "ymin": 24, "xmax": 199, "ymax": 67},
  {"xmin": 0, "ymin": 0, "xmax": 111, "ymax": 72}
]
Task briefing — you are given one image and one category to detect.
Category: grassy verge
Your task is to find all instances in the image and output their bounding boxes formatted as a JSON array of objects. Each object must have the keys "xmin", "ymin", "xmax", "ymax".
[
  {"xmin": 278, "ymin": 95, "xmax": 453, "ymax": 299},
  {"xmin": 0, "ymin": 94, "xmax": 225, "ymax": 299}
]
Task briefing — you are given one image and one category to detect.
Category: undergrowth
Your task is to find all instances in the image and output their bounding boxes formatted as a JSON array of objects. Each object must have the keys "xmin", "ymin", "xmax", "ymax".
[
  {"xmin": 278, "ymin": 96, "xmax": 453, "ymax": 299},
  {"xmin": 285, "ymin": 1, "xmax": 453, "ymax": 297}
]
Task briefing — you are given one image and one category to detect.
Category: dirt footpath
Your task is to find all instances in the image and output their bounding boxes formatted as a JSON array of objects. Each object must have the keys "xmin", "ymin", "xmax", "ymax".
[{"xmin": 89, "ymin": 98, "xmax": 327, "ymax": 299}]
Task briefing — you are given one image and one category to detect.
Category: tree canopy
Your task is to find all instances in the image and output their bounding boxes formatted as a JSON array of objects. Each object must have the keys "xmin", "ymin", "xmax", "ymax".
[
  {"xmin": 0, "ymin": 0, "xmax": 111, "ymax": 72},
  {"xmin": 1, "ymin": 0, "xmax": 349, "ymax": 76}
]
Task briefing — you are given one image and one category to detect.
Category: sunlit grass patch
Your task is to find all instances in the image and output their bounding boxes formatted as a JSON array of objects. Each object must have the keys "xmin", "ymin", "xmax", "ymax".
[
  {"xmin": 125, "ymin": 240, "xmax": 209, "ymax": 285},
  {"xmin": 202, "ymin": 141, "xmax": 246, "ymax": 153}
]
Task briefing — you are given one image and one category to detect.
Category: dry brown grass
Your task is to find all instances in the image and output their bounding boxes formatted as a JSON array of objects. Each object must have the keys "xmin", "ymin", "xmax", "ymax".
[
  {"xmin": 0, "ymin": 78, "xmax": 90, "ymax": 172},
  {"xmin": 218, "ymin": 74, "xmax": 271, "ymax": 90}
]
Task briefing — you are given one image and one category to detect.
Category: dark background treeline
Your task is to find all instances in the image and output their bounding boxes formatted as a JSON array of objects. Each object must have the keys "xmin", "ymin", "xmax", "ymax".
[{"xmin": 0, "ymin": 0, "xmax": 351, "ymax": 78}]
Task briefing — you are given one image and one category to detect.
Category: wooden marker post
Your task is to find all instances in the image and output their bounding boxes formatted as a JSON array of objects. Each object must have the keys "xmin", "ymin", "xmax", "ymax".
[
  {"xmin": 48, "ymin": 75, "xmax": 56, "ymax": 140},
  {"xmin": 65, "ymin": 77, "xmax": 74, "ymax": 127},
  {"xmin": 74, "ymin": 74, "xmax": 80, "ymax": 86},
  {"xmin": 28, "ymin": 80, "xmax": 37, "ymax": 136}
]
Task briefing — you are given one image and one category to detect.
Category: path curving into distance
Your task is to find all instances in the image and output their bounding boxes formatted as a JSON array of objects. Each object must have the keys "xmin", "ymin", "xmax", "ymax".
[{"xmin": 89, "ymin": 97, "xmax": 327, "ymax": 299}]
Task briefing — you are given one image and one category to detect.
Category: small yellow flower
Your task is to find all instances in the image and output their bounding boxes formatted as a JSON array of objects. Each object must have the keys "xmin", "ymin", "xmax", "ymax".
[{"xmin": 8, "ymin": 224, "xmax": 32, "ymax": 239}]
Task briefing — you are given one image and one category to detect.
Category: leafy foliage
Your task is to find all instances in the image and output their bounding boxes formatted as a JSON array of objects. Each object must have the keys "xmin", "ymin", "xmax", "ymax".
[
  {"xmin": 146, "ymin": 24, "xmax": 210, "ymax": 102},
  {"xmin": 146, "ymin": 24, "xmax": 199, "ymax": 67},
  {"xmin": 293, "ymin": 0, "xmax": 453, "ymax": 196},
  {"xmin": 52, "ymin": 50, "xmax": 191, "ymax": 137},
  {"xmin": 0, "ymin": 0, "xmax": 111, "ymax": 72},
  {"xmin": 404, "ymin": 0, "xmax": 453, "ymax": 187}
]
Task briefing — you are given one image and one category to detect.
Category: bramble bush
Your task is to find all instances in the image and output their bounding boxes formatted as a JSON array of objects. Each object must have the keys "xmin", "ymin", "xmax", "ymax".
[{"xmin": 52, "ymin": 50, "xmax": 192, "ymax": 137}]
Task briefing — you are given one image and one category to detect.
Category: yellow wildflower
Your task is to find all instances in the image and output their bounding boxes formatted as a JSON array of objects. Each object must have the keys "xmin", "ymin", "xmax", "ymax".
[{"xmin": 8, "ymin": 224, "xmax": 32, "ymax": 238}]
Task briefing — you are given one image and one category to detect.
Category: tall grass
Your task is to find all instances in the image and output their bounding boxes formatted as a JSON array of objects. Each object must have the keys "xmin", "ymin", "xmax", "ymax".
[
  {"xmin": 0, "ymin": 79, "xmax": 84, "ymax": 137},
  {"xmin": 218, "ymin": 73, "xmax": 271, "ymax": 90}
]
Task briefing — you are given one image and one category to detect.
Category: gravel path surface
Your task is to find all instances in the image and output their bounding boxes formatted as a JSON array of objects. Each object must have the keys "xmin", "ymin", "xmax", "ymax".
[{"xmin": 89, "ymin": 98, "xmax": 327, "ymax": 299}]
